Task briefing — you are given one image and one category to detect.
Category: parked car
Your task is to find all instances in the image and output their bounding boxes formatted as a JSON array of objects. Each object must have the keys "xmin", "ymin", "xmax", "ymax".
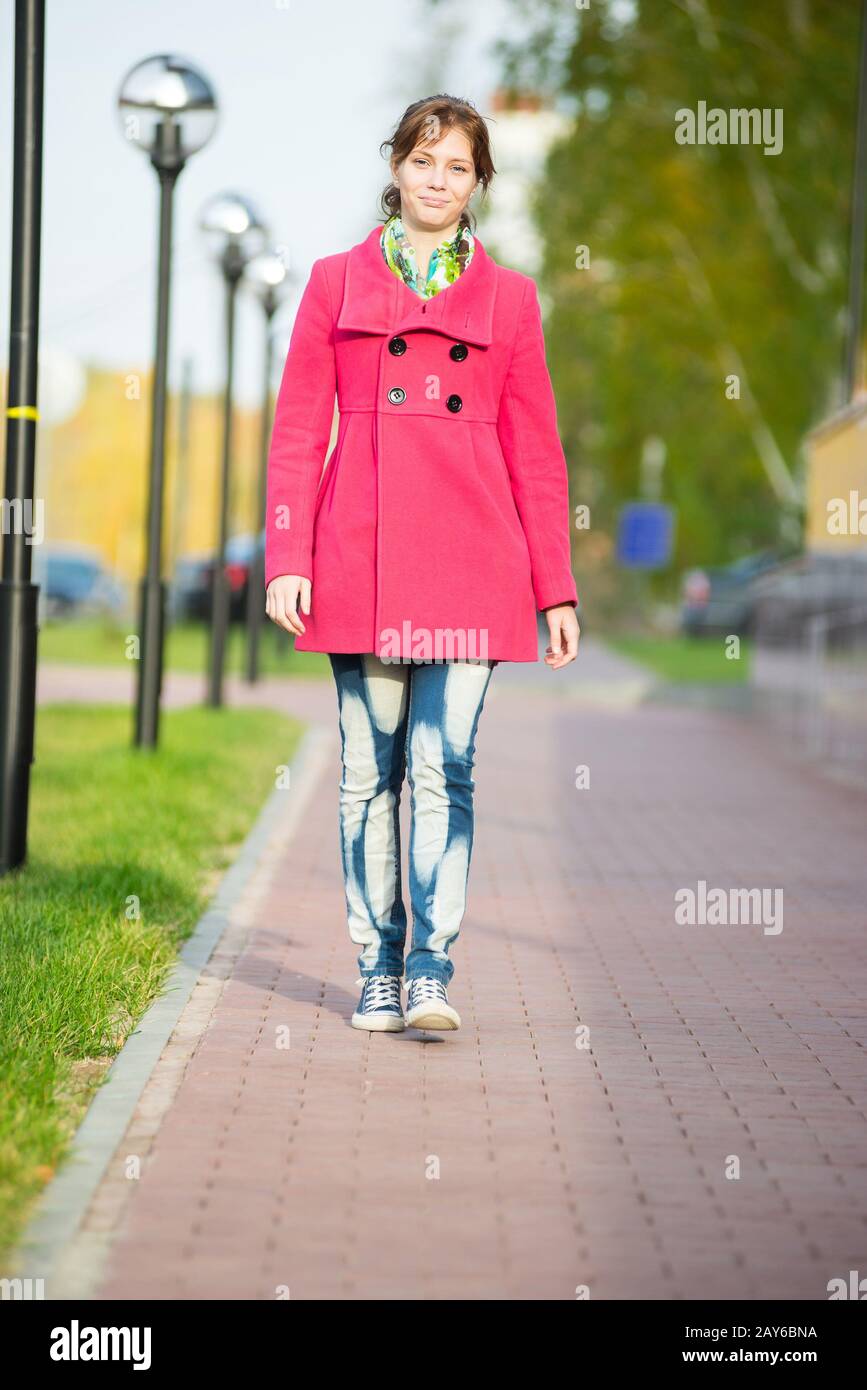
[
  {"xmin": 680, "ymin": 550, "xmax": 782, "ymax": 636},
  {"xmin": 36, "ymin": 545, "xmax": 127, "ymax": 621},
  {"xmin": 169, "ymin": 552, "xmax": 213, "ymax": 622},
  {"xmin": 749, "ymin": 550, "xmax": 867, "ymax": 647},
  {"xmin": 169, "ymin": 532, "xmax": 266, "ymax": 623},
  {"xmin": 224, "ymin": 531, "xmax": 266, "ymax": 619}
]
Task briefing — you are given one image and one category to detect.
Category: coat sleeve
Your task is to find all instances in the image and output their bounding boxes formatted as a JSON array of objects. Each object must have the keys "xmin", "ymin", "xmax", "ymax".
[
  {"xmin": 496, "ymin": 277, "xmax": 579, "ymax": 613},
  {"xmin": 264, "ymin": 257, "xmax": 336, "ymax": 590}
]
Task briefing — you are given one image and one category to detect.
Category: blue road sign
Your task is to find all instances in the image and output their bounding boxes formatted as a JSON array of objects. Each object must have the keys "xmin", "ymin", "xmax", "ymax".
[{"xmin": 616, "ymin": 502, "xmax": 675, "ymax": 569}]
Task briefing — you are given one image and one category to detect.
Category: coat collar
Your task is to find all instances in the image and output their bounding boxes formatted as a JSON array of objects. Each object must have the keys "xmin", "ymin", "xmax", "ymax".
[{"xmin": 336, "ymin": 223, "xmax": 497, "ymax": 347}]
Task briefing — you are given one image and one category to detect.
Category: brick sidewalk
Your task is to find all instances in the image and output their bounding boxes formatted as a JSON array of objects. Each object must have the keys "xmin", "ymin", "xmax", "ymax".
[{"xmin": 36, "ymin": 671, "xmax": 867, "ymax": 1300}]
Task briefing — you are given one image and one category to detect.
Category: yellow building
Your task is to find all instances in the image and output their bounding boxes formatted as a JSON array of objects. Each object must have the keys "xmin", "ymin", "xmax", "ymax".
[{"xmin": 805, "ymin": 392, "xmax": 867, "ymax": 552}]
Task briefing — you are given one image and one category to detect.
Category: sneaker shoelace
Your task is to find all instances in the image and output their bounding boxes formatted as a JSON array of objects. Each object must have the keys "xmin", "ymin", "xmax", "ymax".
[
  {"xmin": 408, "ymin": 977, "xmax": 448, "ymax": 1006},
  {"xmin": 360, "ymin": 975, "xmax": 403, "ymax": 1014}
]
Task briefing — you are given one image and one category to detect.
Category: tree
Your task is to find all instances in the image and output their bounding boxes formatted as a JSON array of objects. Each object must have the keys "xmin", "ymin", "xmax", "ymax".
[{"xmin": 488, "ymin": 0, "xmax": 862, "ymax": 578}]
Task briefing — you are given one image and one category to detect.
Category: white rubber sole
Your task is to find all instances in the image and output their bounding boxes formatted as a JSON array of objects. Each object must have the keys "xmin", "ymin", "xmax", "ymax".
[
  {"xmin": 351, "ymin": 1011, "xmax": 406, "ymax": 1032},
  {"xmin": 405, "ymin": 1002, "xmax": 461, "ymax": 1031}
]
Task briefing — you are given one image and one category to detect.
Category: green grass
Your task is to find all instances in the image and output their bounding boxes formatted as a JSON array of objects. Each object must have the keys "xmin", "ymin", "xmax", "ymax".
[
  {"xmin": 606, "ymin": 634, "xmax": 752, "ymax": 683},
  {"xmin": 0, "ymin": 702, "xmax": 303, "ymax": 1267},
  {"xmin": 38, "ymin": 617, "xmax": 331, "ymax": 679}
]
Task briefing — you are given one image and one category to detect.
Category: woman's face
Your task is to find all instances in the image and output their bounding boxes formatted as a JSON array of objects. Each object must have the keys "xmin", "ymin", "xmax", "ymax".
[{"xmin": 392, "ymin": 127, "xmax": 477, "ymax": 233}]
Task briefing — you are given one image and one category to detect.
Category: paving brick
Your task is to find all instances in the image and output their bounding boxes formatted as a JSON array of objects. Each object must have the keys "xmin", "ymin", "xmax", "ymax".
[{"xmin": 35, "ymin": 664, "xmax": 865, "ymax": 1301}]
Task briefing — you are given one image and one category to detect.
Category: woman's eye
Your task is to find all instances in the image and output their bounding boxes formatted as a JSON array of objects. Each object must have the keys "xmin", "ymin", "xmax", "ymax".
[{"xmin": 412, "ymin": 158, "xmax": 469, "ymax": 173}]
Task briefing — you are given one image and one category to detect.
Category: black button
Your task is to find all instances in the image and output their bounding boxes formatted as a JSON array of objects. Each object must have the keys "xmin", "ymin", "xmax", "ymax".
[
  {"xmin": 449, "ymin": 342, "xmax": 469, "ymax": 362},
  {"xmin": 388, "ymin": 336, "xmax": 407, "ymax": 356},
  {"xmin": 446, "ymin": 394, "xmax": 463, "ymax": 413},
  {"xmin": 387, "ymin": 386, "xmax": 406, "ymax": 405}
]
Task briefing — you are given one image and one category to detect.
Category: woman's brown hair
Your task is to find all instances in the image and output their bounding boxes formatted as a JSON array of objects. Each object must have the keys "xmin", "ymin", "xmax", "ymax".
[{"xmin": 379, "ymin": 94, "xmax": 496, "ymax": 233}]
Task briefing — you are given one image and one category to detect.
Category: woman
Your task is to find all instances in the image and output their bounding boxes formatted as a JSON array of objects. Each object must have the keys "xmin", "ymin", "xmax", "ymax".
[{"xmin": 264, "ymin": 94, "xmax": 580, "ymax": 1035}]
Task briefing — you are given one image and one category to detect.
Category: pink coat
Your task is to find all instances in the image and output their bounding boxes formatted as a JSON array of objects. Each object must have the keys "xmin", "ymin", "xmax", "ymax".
[{"xmin": 264, "ymin": 223, "xmax": 578, "ymax": 662}]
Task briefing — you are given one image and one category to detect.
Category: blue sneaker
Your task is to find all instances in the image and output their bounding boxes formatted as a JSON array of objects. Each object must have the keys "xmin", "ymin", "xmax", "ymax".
[
  {"xmin": 405, "ymin": 977, "xmax": 461, "ymax": 1031},
  {"xmin": 351, "ymin": 975, "xmax": 405, "ymax": 1032}
]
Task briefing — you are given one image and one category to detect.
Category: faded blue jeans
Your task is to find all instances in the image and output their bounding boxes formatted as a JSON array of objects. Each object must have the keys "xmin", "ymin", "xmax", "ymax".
[{"xmin": 328, "ymin": 654, "xmax": 497, "ymax": 986}]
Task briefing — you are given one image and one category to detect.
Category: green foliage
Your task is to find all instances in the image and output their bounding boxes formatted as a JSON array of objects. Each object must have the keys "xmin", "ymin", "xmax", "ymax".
[
  {"xmin": 496, "ymin": 0, "xmax": 862, "ymax": 572},
  {"xmin": 607, "ymin": 634, "xmax": 751, "ymax": 684}
]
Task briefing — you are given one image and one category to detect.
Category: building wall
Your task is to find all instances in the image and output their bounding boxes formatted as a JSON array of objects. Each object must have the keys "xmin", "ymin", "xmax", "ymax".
[{"xmin": 805, "ymin": 396, "xmax": 867, "ymax": 552}]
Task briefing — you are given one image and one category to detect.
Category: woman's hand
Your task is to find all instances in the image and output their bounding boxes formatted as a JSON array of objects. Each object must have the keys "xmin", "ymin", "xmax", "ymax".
[
  {"xmin": 265, "ymin": 575, "xmax": 311, "ymax": 636},
  {"xmin": 543, "ymin": 604, "xmax": 580, "ymax": 669}
]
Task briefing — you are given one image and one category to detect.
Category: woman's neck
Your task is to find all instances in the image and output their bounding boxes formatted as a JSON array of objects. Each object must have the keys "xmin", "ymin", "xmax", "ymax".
[{"xmin": 398, "ymin": 211, "xmax": 461, "ymax": 280}]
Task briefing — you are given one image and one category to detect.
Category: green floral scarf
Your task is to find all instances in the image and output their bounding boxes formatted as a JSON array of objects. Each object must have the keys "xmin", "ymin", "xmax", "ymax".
[{"xmin": 380, "ymin": 212, "xmax": 474, "ymax": 299}]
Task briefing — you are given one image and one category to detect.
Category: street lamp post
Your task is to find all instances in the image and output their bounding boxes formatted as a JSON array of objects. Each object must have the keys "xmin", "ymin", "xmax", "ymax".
[
  {"xmin": 199, "ymin": 194, "xmax": 267, "ymax": 708},
  {"xmin": 117, "ymin": 55, "xmax": 217, "ymax": 748},
  {"xmin": 243, "ymin": 251, "xmax": 289, "ymax": 683},
  {"xmin": 0, "ymin": 0, "xmax": 45, "ymax": 875}
]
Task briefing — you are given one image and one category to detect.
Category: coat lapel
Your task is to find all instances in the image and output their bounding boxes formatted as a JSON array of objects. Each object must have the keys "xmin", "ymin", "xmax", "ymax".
[{"xmin": 336, "ymin": 223, "xmax": 496, "ymax": 348}]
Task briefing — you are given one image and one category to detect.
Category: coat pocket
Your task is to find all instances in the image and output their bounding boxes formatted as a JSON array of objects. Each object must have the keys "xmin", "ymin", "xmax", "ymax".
[{"xmin": 313, "ymin": 424, "xmax": 344, "ymax": 522}]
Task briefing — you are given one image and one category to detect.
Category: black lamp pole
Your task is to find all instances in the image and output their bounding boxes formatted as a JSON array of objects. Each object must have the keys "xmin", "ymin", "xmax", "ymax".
[
  {"xmin": 207, "ymin": 243, "xmax": 244, "ymax": 707},
  {"xmin": 0, "ymin": 0, "xmax": 44, "ymax": 875},
  {"xmin": 244, "ymin": 288, "xmax": 278, "ymax": 683},
  {"xmin": 135, "ymin": 120, "xmax": 185, "ymax": 747}
]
